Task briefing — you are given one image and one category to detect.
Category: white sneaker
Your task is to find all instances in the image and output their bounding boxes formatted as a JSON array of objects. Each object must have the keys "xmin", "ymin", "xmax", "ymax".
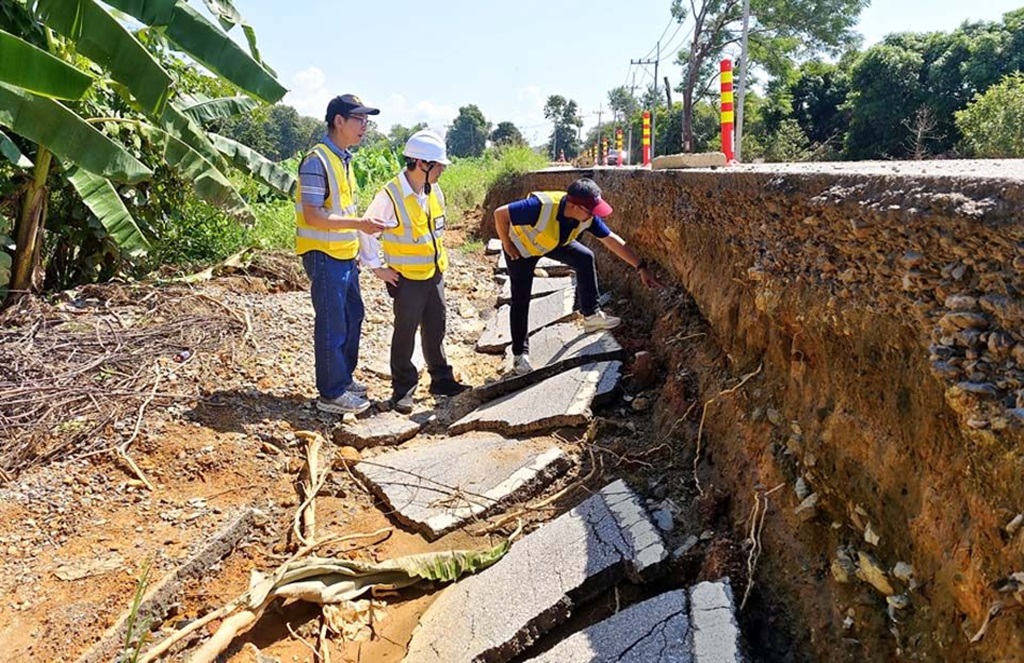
[
  {"xmin": 512, "ymin": 354, "xmax": 534, "ymax": 376},
  {"xmin": 583, "ymin": 311, "xmax": 621, "ymax": 333},
  {"xmin": 316, "ymin": 391, "xmax": 371, "ymax": 415}
]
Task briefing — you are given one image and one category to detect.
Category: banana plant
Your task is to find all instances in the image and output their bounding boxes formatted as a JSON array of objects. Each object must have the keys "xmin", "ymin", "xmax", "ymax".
[{"xmin": 0, "ymin": 0, "xmax": 293, "ymax": 301}]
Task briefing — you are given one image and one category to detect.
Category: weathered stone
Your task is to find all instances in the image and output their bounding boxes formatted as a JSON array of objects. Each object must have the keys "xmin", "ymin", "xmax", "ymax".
[
  {"xmin": 931, "ymin": 361, "xmax": 961, "ymax": 379},
  {"xmin": 450, "ymin": 362, "xmax": 622, "ymax": 437},
  {"xmin": 794, "ymin": 492, "xmax": 820, "ymax": 522},
  {"xmin": 652, "ymin": 152, "xmax": 728, "ymax": 169},
  {"xmin": 689, "ymin": 579, "xmax": 745, "ymax": 662},
  {"xmin": 653, "ymin": 509, "xmax": 674, "ymax": 533},
  {"xmin": 864, "ymin": 522, "xmax": 880, "ymax": 546},
  {"xmin": 498, "ymin": 276, "xmax": 573, "ymax": 304},
  {"xmin": 794, "ymin": 476, "xmax": 811, "ymax": 501},
  {"xmin": 944, "ymin": 294, "xmax": 978, "ymax": 311},
  {"xmin": 939, "ymin": 311, "xmax": 989, "ymax": 333},
  {"xmin": 476, "ymin": 324, "xmax": 624, "ymax": 402},
  {"xmin": 856, "ymin": 551, "xmax": 895, "ymax": 596},
  {"xmin": 332, "ymin": 411, "xmax": 422, "ymax": 450},
  {"xmin": 405, "ymin": 480, "xmax": 666, "ymax": 663},
  {"xmin": 632, "ymin": 350, "xmax": 658, "ymax": 389},
  {"xmin": 524, "ymin": 590, "xmax": 691, "ymax": 663},
  {"xmin": 485, "ymin": 238, "xmax": 503, "ymax": 255},
  {"xmin": 353, "ymin": 433, "xmax": 569, "ymax": 540},
  {"xmin": 476, "ymin": 290, "xmax": 576, "ymax": 354},
  {"xmin": 956, "ymin": 381, "xmax": 1000, "ymax": 397},
  {"xmin": 901, "ymin": 251, "xmax": 925, "ymax": 267},
  {"xmin": 892, "ymin": 562, "xmax": 915, "ymax": 582}
]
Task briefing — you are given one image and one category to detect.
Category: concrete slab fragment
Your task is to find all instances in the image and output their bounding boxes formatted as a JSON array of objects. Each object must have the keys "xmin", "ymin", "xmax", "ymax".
[
  {"xmin": 652, "ymin": 153, "xmax": 727, "ymax": 170},
  {"xmin": 332, "ymin": 411, "xmax": 422, "ymax": 450},
  {"xmin": 450, "ymin": 361, "xmax": 621, "ymax": 437},
  {"xmin": 476, "ymin": 290, "xmax": 576, "ymax": 354},
  {"xmin": 689, "ymin": 579, "xmax": 745, "ymax": 663},
  {"xmin": 476, "ymin": 325, "xmax": 624, "ymax": 402},
  {"xmin": 404, "ymin": 480, "xmax": 666, "ymax": 663},
  {"xmin": 498, "ymin": 276, "xmax": 574, "ymax": 305},
  {"xmin": 353, "ymin": 433, "xmax": 570, "ymax": 540},
  {"xmin": 486, "ymin": 238, "xmax": 503, "ymax": 254},
  {"xmin": 524, "ymin": 590, "xmax": 691, "ymax": 663},
  {"xmin": 496, "ymin": 253, "xmax": 574, "ymax": 276}
]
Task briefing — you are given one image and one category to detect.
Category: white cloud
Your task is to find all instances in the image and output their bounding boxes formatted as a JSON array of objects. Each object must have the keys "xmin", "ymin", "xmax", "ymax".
[
  {"xmin": 283, "ymin": 66, "xmax": 332, "ymax": 120},
  {"xmin": 384, "ymin": 94, "xmax": 458, "ymax": 134}
]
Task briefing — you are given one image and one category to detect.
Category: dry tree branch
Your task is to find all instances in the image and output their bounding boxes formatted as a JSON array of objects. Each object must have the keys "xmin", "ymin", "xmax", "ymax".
[{"xmin": 693, "ymin": 363, "xmax": 762, "ymax": 496}]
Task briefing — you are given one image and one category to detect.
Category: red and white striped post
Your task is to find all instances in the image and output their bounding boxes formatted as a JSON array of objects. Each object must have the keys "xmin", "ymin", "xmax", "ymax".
[
  {"xmin": 720, "ymin": 59, "xmax": 735, "ymax": 162},
  {"xmin": 641, "ymin": 111, "xmax": 651, "ymax": 166}
]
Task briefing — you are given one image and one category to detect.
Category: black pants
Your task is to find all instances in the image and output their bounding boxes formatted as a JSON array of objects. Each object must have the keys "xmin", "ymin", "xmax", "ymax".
[
  {"xmin": 506, "ymin": 240, "xmax": 599, "ymax": 356},
  {"xmin": 387, "ymin": 272, "xmax": 454, "ymax": 398}
]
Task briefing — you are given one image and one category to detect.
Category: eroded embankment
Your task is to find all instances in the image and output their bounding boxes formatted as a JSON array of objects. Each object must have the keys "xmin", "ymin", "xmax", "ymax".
[{"xmin": 481, "ymin": 161, "xmax": 1024, "ymax": 661}]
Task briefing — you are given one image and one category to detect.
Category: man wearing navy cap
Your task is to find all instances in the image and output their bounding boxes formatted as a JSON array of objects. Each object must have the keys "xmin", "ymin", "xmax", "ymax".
[
  {"xmin": 295, "ymin": 94, "xmax": 388, "ymax": 414},
  {"xmin": 493, "ymin": 178, "xmax": 661, "ymax": 375}
]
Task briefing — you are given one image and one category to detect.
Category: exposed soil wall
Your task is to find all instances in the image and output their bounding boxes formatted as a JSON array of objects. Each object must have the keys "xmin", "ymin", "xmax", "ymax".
[{"xmin": 481, "ymin": 162, "xmax": 1024, "ymax": 661}]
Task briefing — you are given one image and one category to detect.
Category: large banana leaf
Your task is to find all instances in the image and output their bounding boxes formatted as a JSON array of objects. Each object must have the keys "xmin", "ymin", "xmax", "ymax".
[
  {"xmin": 140, "ymin": 124, "xmax": 254, "ymax": 222},
  {"xmin": 37, "ymin": 0, "xmax": 173, "ymax": 116},
  {"xmin": 208, "ymin": 133, "xmax": 296, "ymax": 195},
  {"xmin": 179, "ymin": 95, "xmax": 261, "ymax": 125},
  {"xmin": 100, "ymin": 0, "xmax": 285, "ymax": 103},
  {"xmin": 0, "ymin": 128, "xmax": 32, "ymax": 168},
  {"xmin": 196, "ymin": 0, "xmax": 269, "ymax": 72},
  {"xmin": 65, "ymin": 165, "xmax": 149, "ymax": 252},
  {"xmin": 158, "ymin": 103, "xmax": 229, "ymax": 172},
  {"xmin": 0, "ymin": 84, "xmax": 151, "ymax": 183},
  {"xmin": 0, "ymin": 29, "xmax": 92, "ymax": 100}
]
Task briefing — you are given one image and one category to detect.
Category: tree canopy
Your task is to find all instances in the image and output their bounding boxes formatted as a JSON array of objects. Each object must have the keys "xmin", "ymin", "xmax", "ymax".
[
  {"xmin": 543, "ymin": 95, "xmax": 582, "ymax": 159},
  {"xmin": 445, "ymin": 105, "xmax": 490, "ymax": 158}
]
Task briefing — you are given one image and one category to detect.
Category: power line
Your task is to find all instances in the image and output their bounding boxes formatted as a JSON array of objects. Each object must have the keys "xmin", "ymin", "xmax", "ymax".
[{"xmin": 639, "ymin": 15, "xmax": 676, "ymax": 60}]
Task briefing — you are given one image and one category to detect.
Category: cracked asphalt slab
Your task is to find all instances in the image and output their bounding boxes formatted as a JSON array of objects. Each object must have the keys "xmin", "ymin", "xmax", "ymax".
[
  {"xmin": 524, "ymin": 590, "xmax": 691, "ymax": 663},
  {"xmin": 404, "ymin": 480, "xmax": 666, "ymax": 663}
]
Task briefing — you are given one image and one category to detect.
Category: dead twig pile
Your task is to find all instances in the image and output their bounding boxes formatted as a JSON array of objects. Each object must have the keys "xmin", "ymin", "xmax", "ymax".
[{"xmin": 0, "ymin": 283, "xmax": 249, "ymax": 480}]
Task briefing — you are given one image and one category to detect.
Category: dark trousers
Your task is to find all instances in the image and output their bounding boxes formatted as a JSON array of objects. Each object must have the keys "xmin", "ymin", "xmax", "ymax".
[
  {"xmin": 387, "ymin": 272, "xmax": 454, "ymax": 398},
  {"xmin": 506, "ymin": 240, "xmax": 599, "ymax": 356},
  {"xmin": 302, "ymin": 251, "xmax": 363, "ymax": 399}
]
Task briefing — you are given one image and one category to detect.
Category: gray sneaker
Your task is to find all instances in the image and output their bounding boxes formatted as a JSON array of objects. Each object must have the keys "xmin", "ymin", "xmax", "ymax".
[
  {"xmin": 389, "ymin": 388, "xmax": 415, "ymax": 415},
  {"xmin": 347, "ymin": 379, "xmax": 368, "ymax": 395},
  {"xmin": 317, "ymin": 390, "xmax": 371, "ymax": 415}
]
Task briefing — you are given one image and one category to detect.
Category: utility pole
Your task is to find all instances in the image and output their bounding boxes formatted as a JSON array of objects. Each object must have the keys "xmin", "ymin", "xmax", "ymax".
[
  {"xmin": 631, "ymin": 40, "xmax": 658, "ymax": 158},
  {"xmin": 735, "ymin": 0, "xmax": 752, "ymax": 161},
  {"xmin": 591, "ymin": 103, "xmax": 604, "ymax": 163},
  {"xmin": 628, "ymin": 71, "xmax": 636, "ymax": 163}
]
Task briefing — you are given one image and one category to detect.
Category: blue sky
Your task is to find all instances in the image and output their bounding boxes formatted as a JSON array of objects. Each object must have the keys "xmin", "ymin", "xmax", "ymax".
[{"xmin": 224, "ymin": 1, "xmax": 1023, "ymax": 143}]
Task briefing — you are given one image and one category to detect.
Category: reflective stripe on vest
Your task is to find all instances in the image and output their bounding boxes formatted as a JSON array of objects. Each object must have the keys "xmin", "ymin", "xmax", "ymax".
[
  {"xmin": 380, "ymin": 176, "xmax": 448, "ymax": 280},
  {"xmin": 295, "ymin": 144, "xmax": 359, "ymax": 260},
  {"xmin": 509, "ymin": 192, "xmax": 593, "ymax": 257}
]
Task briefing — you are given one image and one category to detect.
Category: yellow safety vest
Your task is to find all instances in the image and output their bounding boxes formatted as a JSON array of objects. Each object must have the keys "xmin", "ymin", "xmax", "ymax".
[
  {"xmin": 380, "ymin": 175, "xmax": 449, "ymax": 280},
  {"xmin": 509, "ymin": 191, "xmax": 593, "ymax": 257},
  {"xmin": 295, "ymin": 143, "xmax": 360, "ymax": 260}
]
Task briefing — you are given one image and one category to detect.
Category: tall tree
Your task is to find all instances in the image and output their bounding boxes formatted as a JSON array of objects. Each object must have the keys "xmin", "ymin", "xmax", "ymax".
[
  {"xmin": 387, "ymin": 122, "xmax": 427, "ymax": 152},
  {"xmin": 607, "ymin": 86, "xmax": 639, "ymax": 121},
  {"xmin": 445, "ymin": 105, "xmax": 490, "ymax": 158},
  {"xmin": 670, "ymin": 0, "xmax": 867, "ymax": 152},
  {"xmin": 543, "ymin": 95, "xmax": 583, "ymax": 159},
  {"xmin": 490, "ymin": 121, "xmax": 525, "ymax": 146}
]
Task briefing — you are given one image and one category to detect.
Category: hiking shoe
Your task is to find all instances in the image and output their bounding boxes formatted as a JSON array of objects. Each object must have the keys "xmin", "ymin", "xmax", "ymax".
[
  {"xmin": 429, "ymin": 379, "xmax": 471, "ymax": 397},
  {"xmin": 317, "ymin": 391, "xmax": 371, "ymax": 415},
  {"xmin": 388, "ymin": 388, "xmax": 415, "ymax": 415},
  {"xmin": 583, "ymin": 310, "xmax": 621, "ymax": 333},
  {"xmin": 512, "ymin": 354, "xmax": 534, "ymax": 376},
  {"xmin": 347, "ymin": 379, "xmax": 368, "ymax": 396}
]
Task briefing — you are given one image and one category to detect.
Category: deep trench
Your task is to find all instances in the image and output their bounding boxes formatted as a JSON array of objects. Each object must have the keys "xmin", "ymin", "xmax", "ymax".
[{"xmin": 479, "ymin": 163, "xmax": 1024, "ymax": 663}]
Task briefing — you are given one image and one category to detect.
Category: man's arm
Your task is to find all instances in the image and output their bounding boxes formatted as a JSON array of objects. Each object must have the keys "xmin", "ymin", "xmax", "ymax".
[
  {"xmin": 298, "ymin": 155, "xmax": 388, "ymax": 234},
  {"xmin": 598, "ymin": 232, "xmax": 664, "ymax": 288},
  {"xmin": 360, "ymin": 190, "xmax": 399, "ymax": 285},
  {"xmin": 493, "ymin": 205, "xmax": 521, "ymax": 260}
]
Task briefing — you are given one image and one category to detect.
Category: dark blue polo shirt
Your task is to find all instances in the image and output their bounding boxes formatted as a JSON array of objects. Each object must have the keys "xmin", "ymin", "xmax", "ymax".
[{"xmin": 508, "ymin": 195, "xmax": 611, "ymax": 246}]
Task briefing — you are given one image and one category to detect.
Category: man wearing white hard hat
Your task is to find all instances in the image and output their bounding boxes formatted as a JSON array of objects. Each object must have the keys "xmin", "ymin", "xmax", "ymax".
[{"xmin": 359, "ymin": 129, "xmax": 470, "ymax": 414}]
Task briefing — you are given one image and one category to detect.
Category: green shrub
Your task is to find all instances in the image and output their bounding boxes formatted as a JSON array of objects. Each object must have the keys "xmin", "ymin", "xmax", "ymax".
[{"xmin": 955, "ymin": 72, "xmax": 1024, "ymax": 158}]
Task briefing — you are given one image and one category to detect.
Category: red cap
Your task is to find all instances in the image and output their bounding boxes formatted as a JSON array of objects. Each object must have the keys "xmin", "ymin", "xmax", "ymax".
[{"xmin": 566, "ymin": 194, "xmax": 613, "ymax": 217}]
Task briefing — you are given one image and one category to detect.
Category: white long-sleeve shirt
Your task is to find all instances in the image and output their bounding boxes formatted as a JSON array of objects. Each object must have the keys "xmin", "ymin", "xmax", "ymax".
[{"xmin": 358, "ymin": 171, "xmax": 445, "ymax": 269}]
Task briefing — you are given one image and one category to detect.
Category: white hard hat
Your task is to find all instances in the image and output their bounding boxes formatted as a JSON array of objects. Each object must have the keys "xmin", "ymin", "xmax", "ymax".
[{"xmin": 404, "ymin": 129, "xmax": 450, "ymax": 165}]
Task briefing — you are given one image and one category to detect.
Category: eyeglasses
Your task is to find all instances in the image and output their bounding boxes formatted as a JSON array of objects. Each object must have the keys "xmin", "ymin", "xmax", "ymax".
[{"xmin": 347, "ymin": 114, "xmax": 369, "ymax": 127}]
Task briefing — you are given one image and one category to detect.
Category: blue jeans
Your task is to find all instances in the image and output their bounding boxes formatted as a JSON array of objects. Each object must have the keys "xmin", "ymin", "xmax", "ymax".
[
  {"xmin": 302, "ymin": 251, "xmax": 363, "ymax": 399},
  {"xmin": 506, "ymin": 240, "xmax": 599, "ymax": 356}
]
